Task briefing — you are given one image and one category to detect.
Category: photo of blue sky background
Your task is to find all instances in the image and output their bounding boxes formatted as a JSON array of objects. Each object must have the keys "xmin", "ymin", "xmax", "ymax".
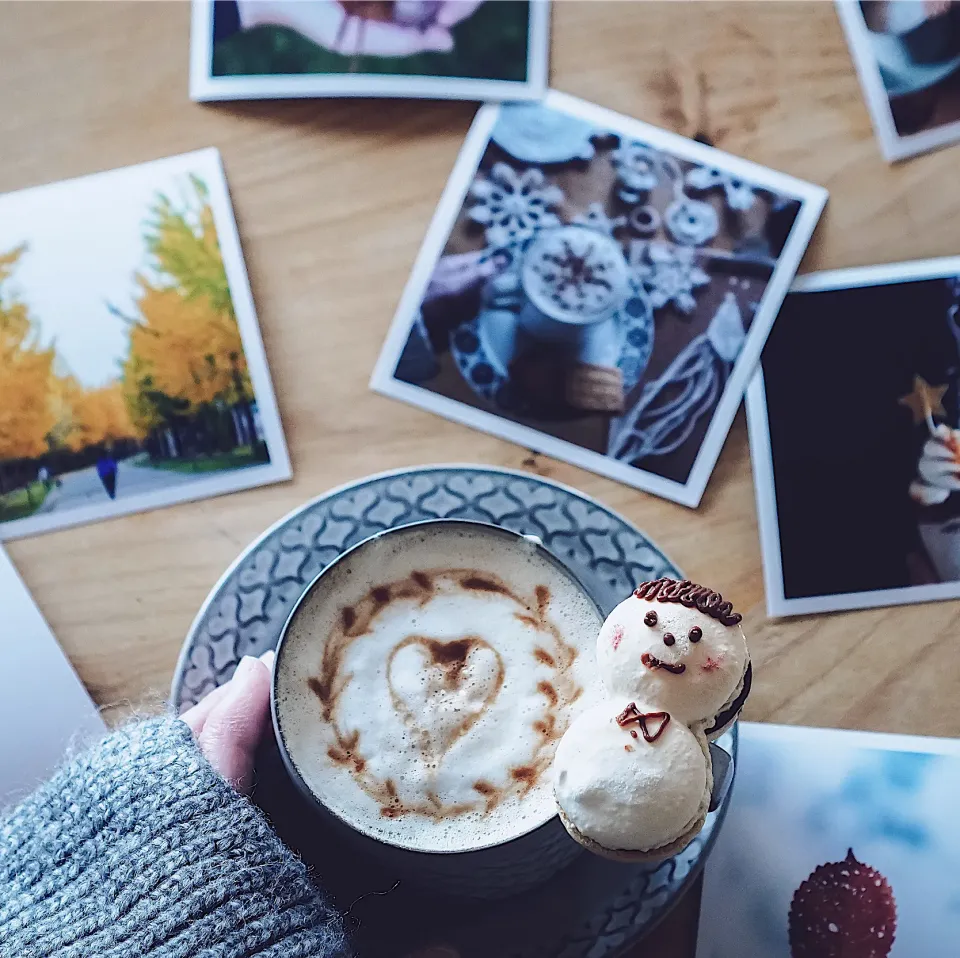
[{"xmin": 697, "ymin": 723, "xmax": 960, "ymax": 957}]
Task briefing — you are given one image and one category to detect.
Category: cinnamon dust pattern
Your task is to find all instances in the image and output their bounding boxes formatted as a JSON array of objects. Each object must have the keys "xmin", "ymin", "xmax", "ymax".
[{"xmin": 309, "ymin": 568, "xmax": 582, "ymax": 820}]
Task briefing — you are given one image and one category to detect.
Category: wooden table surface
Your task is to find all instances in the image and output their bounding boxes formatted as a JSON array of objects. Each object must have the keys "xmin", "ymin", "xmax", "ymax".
[{"xmin": 3, "ymin": 3, "xmax": 960, "ymax": 956}]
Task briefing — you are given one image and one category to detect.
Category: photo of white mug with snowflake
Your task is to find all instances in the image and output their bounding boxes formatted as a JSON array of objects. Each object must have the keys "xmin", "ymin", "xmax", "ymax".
[{"xmin": 372, "ymin": 91, "xmax": 827, "ymax": 508}]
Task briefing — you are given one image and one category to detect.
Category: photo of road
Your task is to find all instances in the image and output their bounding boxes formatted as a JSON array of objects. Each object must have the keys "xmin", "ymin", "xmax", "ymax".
[
  {"xmin": 0, "ymin": 150, "xmax": 288, "ymax": 539},
  {"xmin": 35, "ymin": 459, "xmax": 207, "ymax": 515}
]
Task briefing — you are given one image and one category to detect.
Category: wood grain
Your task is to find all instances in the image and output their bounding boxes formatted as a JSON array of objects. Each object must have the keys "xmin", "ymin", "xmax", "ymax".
[{"xmin": 2, "ymin": 3, "xmax": 958, "ymax": 955}]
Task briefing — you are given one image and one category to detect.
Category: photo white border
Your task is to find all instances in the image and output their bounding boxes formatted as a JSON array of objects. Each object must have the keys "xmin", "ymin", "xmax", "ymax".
[
  {"xmin": 190, "ymin": 0, "xmax": 550, "ymax": 102},
  {"xmin": 836, "ymin": 0, "xmax": 960, "ymax": 162},
  {"xmin": 0, "ymin": 544, "xmax": 106, "ymax": 802},
  {"xmin": 371, "ymin": 89, "xmax": 828, "ymax": 508},
  {"xmin": 747, "ymin": 256, "xmax": 960, "ymax": 616},
  {"xmin": 0, "ymin": 148, "xmax": 292, "ymax": 542},
  {"xmin": 740, "ymin": 719, "xmax": 960, "ymax": 759}
]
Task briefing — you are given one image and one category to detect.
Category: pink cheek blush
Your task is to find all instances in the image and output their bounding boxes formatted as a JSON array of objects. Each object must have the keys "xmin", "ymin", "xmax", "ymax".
[
  {"xmin": 611, "ymin": 624, "xmax": 624, "ymax": 651},
  {"xmin": 701, "ymin": 652, "xmax": 726, "ymax": 673}
]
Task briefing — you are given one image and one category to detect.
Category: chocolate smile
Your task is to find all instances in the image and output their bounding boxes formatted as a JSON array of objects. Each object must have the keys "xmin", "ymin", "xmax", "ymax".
[{"xmin": 640, "ymin": 652, "xmax": 686, "ymax": 674}]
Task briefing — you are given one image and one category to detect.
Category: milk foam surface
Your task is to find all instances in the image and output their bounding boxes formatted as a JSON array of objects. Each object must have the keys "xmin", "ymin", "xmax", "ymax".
[{"xmin": 276, "ymin": 524, "xmax": 603, "ymax": 853}]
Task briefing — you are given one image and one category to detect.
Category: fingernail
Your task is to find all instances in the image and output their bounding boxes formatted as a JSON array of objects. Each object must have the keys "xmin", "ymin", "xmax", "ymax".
[
  {"xmin": 259, "ymin": 649, "xmax": 276, "ymax": 671},
  {"xmin": 233, "ymin": 655, "xmax": 259, "ymax": 683}
]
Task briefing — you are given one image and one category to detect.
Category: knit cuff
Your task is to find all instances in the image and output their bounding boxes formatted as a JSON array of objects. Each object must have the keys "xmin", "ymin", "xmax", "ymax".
[{"xmin": 0, "ymin": 717, "xmax": 350, "ymax": 958}]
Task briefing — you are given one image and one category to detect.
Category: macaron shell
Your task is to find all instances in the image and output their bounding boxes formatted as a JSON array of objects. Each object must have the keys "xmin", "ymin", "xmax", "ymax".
[
  {"xmin": 703, "ymin": 659, "xmax": 752, "ymax": 741},
  {"xmin": 596, "ymin": 595, "xmax": 748, "ymax": 726},
  {"xmin": 553, "ymin": 702, "xmax": 711, "ymax": 854},
  {"xmin": 557, "ymin": 803, "xmax": 708, "ymax": 863}
]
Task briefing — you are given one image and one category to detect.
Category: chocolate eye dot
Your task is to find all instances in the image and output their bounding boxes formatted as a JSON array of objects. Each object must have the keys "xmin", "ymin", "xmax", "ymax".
[
  {"xmin": 643, "ymin": 611, "xmax": 658, "ymax": 627},
  {"xmin": 689, "ymin": 626, "xmax": 703, "ymax": 643},
  {"xmin": 662, "ymin": 632, "xmax": 676, "ymax": 646}
]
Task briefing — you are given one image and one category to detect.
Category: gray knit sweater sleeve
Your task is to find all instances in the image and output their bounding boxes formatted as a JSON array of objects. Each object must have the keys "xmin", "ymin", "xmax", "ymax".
[{"xmin": 0, "ymin": 717, "xmax": 350, "ymax": 958}]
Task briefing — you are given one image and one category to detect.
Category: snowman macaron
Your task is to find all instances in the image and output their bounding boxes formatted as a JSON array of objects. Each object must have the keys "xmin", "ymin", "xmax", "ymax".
[{"xmin": 553, "ymin": 577, "xmax": 751, "ymax": 860}]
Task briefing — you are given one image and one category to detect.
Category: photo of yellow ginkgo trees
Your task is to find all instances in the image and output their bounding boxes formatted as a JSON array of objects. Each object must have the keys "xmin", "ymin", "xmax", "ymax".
[{"xmin": 0, "ymin": 150, "xmax": 289, "ymax": 539}]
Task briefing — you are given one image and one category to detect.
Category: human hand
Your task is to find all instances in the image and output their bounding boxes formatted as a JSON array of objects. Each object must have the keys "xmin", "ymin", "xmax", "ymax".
[
  {"xmin": 923, "ymin": 1, "xmax": 954, "ymax": 18},
  {"xmin": 180, "ymin": 650, "xmax": 274, "ymax": 795},
  {"xmin": 236, "ymin": 0, "xmax": 484, "ymax": 58},
  {"xmin": 425, "ymin": 249, "xmax": 507, "ymax": 302}
]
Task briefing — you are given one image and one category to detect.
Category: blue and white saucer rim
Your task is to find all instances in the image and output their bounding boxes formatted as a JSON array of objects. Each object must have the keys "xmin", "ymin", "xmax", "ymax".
[
  {"xmin": 172, "ymin": 462, "xmax": 680, "ymax": 706},
  {"xmin": 169, "ymin": 463, "xmax": 733, "ymax": 958}
]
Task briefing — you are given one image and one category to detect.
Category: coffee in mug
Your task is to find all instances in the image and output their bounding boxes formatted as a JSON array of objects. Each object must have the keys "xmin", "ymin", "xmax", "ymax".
[{"xmin": 273, "ymin": 521, "xmax": 603, "ymax": 856}]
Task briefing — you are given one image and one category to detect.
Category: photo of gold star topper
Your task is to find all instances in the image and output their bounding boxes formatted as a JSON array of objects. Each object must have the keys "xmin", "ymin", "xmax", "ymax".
[{"xmin": 898, "ymin": 375, "xmax": 948, "ymax": 426}]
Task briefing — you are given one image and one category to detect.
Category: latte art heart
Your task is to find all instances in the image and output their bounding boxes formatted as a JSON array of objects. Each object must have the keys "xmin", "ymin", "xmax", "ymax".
[
  {"xmin": 275, "ymin": 523, "xmax": 603, "ymax": 854},
  {"xmin": 315, "ymin": 569, "xmax": 586, "ymax": 820},
  {"xmin": 387, "ymin": 635, "xmax": 505, "ymax": 763}
]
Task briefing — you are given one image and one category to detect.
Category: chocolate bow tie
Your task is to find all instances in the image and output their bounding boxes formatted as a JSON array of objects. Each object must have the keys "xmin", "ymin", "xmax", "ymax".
[{"xmin": 615, "ymin": 703, "xmax": 671, "ymax": 743}]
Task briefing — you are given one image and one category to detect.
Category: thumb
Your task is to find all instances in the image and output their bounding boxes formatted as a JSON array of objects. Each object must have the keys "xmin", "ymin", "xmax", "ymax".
[{"xmin": 196, "ymin": 655, "xmax": 272, "ymax": 794}]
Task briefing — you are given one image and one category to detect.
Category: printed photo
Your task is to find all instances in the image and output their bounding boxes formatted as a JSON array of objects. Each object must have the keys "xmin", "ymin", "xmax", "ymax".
[
  {"xmin": 371, "ymin": 91, "xmax": 827, "ymax": 507},
  {"xmin": 837, "ymin": 0, "xmax": 960, "ymax": 160},
  {"xmin": 0, "ymin": 149, "xmax": 290, "ymax": 540},
  {"xmin": 190, "ymin": 0, "xmax": 549, "ymax": 101},
  {"xmin": 747, "ymin": 259, "xmax": 960, "ymax": 616},
  {"xmin": 0, "ymin": 545, "xmax": 105, "ymax": 802},
  {"xmin": 696, "ymin": 722, "xmax": 960, "ymax": 958}
]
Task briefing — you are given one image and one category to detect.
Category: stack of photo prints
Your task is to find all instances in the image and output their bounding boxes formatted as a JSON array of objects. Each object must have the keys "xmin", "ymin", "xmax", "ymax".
[{"xmin": 4, "ymin": 0, "xmax": 960, "ymax": 949}]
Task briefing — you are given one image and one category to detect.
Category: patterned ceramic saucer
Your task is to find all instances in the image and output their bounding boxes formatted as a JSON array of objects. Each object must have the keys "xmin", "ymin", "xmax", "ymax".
[{"xmin": 172, "ymin": 465, "xmax": 736, "ymax": 958}]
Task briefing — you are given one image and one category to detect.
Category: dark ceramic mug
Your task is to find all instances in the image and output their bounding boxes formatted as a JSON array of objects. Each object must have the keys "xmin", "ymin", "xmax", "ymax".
[{"xmin": 271, "ymin": 519, "xmax": 734, "ymax": 900}]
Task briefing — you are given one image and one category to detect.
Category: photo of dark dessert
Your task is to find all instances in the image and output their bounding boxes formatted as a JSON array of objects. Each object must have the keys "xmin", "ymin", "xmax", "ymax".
[
  {"xmin": 748, "ymin": 259, "xmax": 960, "ymax": 615},
  {"xmin": 838, "ymin": 0, "xmax": 960, "ymax": 159},
  {"xmin": 862, "ymin": 1, "xmax": 960, "ymax": 134}
]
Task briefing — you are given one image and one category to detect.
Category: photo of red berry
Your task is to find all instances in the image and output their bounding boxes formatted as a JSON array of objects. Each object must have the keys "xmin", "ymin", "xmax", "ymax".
[{"xmin": 789, "ymin": 848, "xmax": 897, "ymax": 958}]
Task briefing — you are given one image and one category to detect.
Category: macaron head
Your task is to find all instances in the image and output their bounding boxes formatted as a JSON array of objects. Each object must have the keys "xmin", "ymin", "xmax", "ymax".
[{"xmin": 597, "ymin": 578, "xmax": 748, "ymax": 726}]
